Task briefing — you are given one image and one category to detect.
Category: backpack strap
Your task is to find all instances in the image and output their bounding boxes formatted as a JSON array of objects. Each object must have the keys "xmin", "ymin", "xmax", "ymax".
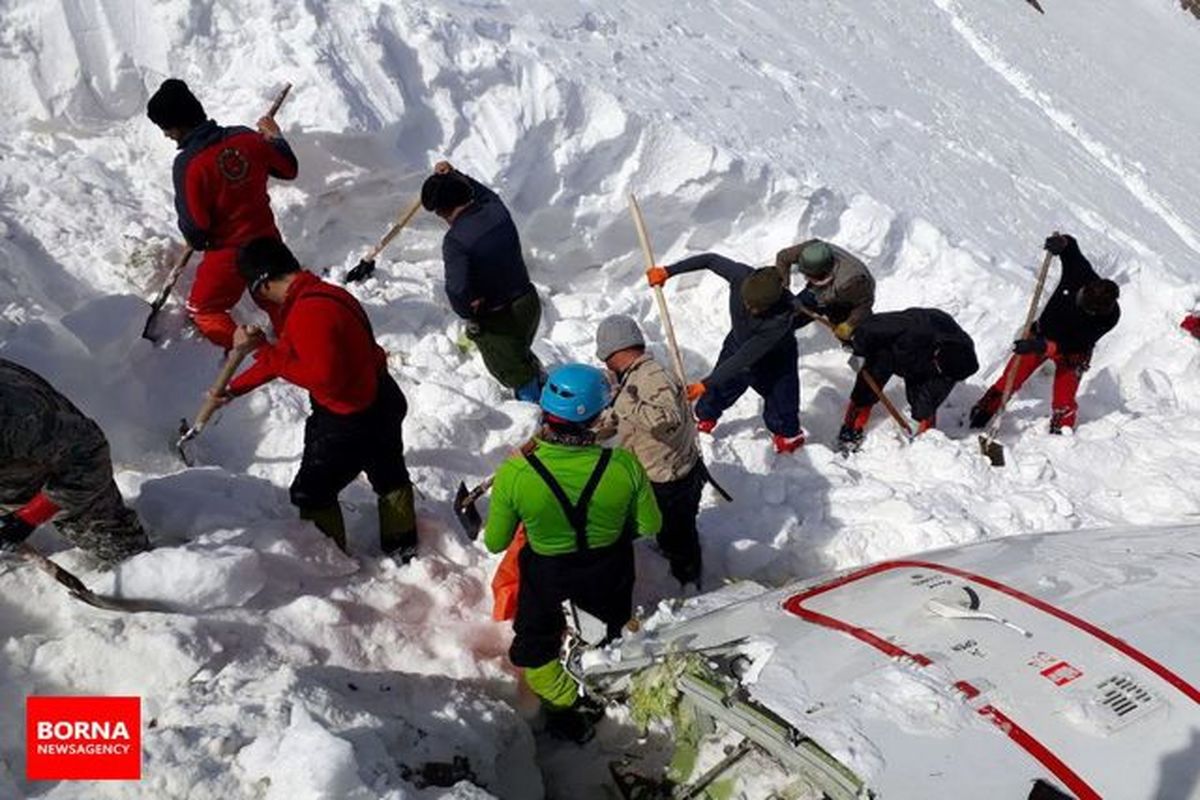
[{"xmin": 523, "ymin": 448, "xmax": 613, "ymax": 552}]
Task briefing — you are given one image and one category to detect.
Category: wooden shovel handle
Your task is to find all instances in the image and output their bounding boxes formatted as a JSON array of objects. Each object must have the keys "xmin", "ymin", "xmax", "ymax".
[
  {"xmin": 363, "ymin": 197, "xmax": 423, "ymax": 263},
  {"xmin": 629, "ymin": 194, "xmax": 688, "ymax": 389},
  {"xmin": 190, "ymin": 345, "xmax": 254, "ymax": 432},
  {"xmin": 265, "ymin": 83, "xmax": 292, "ymax": 119}
]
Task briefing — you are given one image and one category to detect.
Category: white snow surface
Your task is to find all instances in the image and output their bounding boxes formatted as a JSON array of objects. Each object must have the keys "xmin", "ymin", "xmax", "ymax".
[{"xmin": 1, "ymin": 0, "xmax": 1199, "ymax": 797}]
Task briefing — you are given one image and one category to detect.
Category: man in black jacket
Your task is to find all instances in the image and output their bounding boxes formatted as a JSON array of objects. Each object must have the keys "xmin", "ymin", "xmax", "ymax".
[
  {"xmin": 648, "ymin": 255, "xmax": 805, "ymax": 453},
  {"xmin": 422, "ymin": 161, "xmax": 544, "ymax": 401},
  {"xmin": 970, "ymin": 234, "xmax": 1120, "ymax": 433},
  {"xmin": 839, "ymin": 308, "xmax": 979, "ymax": 451}
]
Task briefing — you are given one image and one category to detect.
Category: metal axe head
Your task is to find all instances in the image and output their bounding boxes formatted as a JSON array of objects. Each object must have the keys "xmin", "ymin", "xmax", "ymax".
[{"xmin": 453, "ymin": 482, "xmax": 483, "ymax": 541}]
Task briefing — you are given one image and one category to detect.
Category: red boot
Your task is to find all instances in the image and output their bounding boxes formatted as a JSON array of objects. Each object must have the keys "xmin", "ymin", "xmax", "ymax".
[{"xmin": 772, "ymin": 432, "xmax": 806, "ymax": 454}]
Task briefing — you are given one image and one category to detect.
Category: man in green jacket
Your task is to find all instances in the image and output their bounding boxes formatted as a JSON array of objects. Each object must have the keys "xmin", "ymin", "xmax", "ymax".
[{"xmin": 484, "ymin": 363, "xmax": 662, "ymax": 743}]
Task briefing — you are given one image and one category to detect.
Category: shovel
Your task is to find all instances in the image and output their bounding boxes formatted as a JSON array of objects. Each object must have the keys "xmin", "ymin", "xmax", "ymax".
[
  {"xmin": 453, "ymin": 478, "xmax": 491, "ymax": 541},
  {"xmin": 176, "ymin": 343, "xmax": 255, "ymax": 465},
  {"xmin": 141, "ymin": 82, "xmax": 293, "ymax": 342},
  {"xmin": 979, "ymin": 239, "xmax": 1058, "ymax": 467},
  {"xmin": 345, "ymin": 197, "xmax": 423, "ymax": 283},
  {"xmin": 17, "ymin": 544, "xmax": 177, "ymax": 613}
]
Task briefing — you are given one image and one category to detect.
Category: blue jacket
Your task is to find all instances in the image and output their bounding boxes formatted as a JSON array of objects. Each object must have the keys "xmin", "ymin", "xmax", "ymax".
[
  {"xmin": 666, "ymin": 253, "xmax": 798, "ymax": 388},
  {"xmin": 441, "ymin": 172, "xmax": 534, "ymax": 319}
]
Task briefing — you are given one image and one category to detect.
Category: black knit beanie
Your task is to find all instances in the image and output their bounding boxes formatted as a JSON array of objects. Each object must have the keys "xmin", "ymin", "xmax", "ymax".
[
  {"xmin": 146, "ymin": 79, "xmax": 207, "ymax": 130},
  {"xmin": 421, "ymin": 172, "xmax": 474, "ymax": 214}
]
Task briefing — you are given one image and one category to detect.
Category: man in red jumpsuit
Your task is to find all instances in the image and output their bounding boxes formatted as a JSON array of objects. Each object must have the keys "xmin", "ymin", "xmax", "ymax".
[{"xmin": 146, "ymin": 79, "xmax": 299, "ymax": 349}]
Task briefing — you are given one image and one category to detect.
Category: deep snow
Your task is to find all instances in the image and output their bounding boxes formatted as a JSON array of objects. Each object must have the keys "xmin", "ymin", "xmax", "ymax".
[{"xmin": 1, "ymin": 0, "xmax": 1198, "ymax": 798}]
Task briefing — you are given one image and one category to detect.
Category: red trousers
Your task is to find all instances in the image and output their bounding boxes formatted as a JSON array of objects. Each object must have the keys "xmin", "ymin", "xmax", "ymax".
[
  {"xmin": 985, "ymin": 350, "xmax": 1088, "ymax": 429},
  {"xmin": 185, "ymin": 248, "xmax": 282, "ymax": 349}
]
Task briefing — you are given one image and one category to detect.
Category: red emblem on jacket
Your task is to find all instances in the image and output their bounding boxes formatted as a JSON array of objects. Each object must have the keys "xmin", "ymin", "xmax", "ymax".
[{"xmin": 217, "ymin": 146, "xmax": 250, "ymax": 182}]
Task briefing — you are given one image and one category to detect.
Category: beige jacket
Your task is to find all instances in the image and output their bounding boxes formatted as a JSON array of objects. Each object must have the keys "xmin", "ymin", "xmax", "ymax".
[{"xmin": 599, "ymin": 355, "xmax": 700, "ymax": 484}]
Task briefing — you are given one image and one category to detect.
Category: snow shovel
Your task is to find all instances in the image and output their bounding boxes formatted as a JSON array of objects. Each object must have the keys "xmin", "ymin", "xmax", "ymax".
[
  {"xmin": 797, "ymin": 306, "xmax": 915, "ymax": 439},
  {"xmin": 141, "ymin": 82, "xmax": 293, "ymax": 343},
  {"xmin": 453, "ymin": 477, "xmax": 491, "ymax": 541},
  {"xmin": 345, "ymin": 197, "xmax": 423, "ymax": 283},
  {"xmin": 176, "ymin": 342, "xmax": 255, "ymax": 465},
  {"xmin": 141, "ymin": 246, "xmax": 195, "ymax": 343},
  {"xmin": 454, "ymin": 439, "xmax": 546, "ymax": 539},
  {"xmin": 17, "ymin": 544, "xmax": 177, "ymax": 613},
  {"xmin": 979, "ymin": 242, "xmax": 1057, "ymax": 467}
]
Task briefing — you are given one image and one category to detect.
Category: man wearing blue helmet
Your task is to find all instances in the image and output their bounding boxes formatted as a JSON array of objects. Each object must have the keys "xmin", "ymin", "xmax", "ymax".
[{"xmin": 484, "ymin": 363, "xmax": 662, "ymax": 743}]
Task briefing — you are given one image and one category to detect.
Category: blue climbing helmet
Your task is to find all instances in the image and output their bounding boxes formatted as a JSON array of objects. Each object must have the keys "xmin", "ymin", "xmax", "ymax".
[{"xmin": 540, "ymin": 363, "xmax": 612, "ymax": 423}]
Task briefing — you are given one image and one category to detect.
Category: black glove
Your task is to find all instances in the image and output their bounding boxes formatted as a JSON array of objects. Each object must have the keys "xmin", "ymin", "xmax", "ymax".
[
  {"xmin": 345, "ymin": 258, "xmax": 376, "ymax": 283},
  {"xmin": 1043, "ymin": 234, "xmax": 1071, "ymax": 256},
  {"xmin": 0, "ymin": 512, "xmax": 34, "ymax": 553},
  {"xmin": 465, "ymin": 320, "xmax": 482, "ymax": 340},
  {"xmin": 1013, "ymin": 336, "xmax": 1047, "ymax": 355}
]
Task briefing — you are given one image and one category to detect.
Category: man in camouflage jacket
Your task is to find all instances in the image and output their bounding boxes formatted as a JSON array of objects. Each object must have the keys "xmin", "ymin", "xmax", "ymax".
[
  {"xmin": 595, "ymin": 315, "xmax": 704, "ymax": 586},
  {"xmin": 0, "ymin": 359, "xmax": 148, "ymax": 564}
]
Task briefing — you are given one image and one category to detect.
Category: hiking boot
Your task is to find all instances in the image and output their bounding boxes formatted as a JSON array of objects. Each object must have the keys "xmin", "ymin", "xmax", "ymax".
[
  {"xmin": 379, "ymin": 486, "xmax": 418, "ymax": 563},
  {"xmin": 299, "ymin": 504, "xmax": 348, "ymax": 553},
  {"xmin": 669, "ymin": 554, "xmax": 703, "ymax": 589},
  {"xmin": 696, "ymin": 417, "xmax": 717, "ymax": 434},
  {"xmin": 837, "ymin": 425, "xmax": 864, "ymax": 454},
  {"xmin": 544, "ymin": 701, "xmax": 597, "ymax": 744},
  {"xmin": 772, "ymin": 432, "xmax": 805, "ymax": 454}
]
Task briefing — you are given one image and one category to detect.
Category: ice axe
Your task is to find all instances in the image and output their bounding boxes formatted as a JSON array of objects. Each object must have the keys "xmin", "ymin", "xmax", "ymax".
[
  {"xmin": 176, "ymin": 342, "xmax": 255, "ymax": 465},
  {"xmin": 797, "ymin": 306, "xmax": 915, "ymax": 440},
  {"xmin": 979, "ymin": 238, "xmax": 1058, "ymax": 467},
  {"xmin": 345, "ymin": 197, "xmax": 423, "ymax": 283},
  {"xmin": 141, "ymin": 82, "xmax": 293, "ymax": 343}
]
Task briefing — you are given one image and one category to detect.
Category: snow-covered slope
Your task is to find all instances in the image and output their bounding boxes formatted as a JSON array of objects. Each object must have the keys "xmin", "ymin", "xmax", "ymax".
[{"xmin": 1, "ymin": 1, "xmax": 1198, "ymax": 797}]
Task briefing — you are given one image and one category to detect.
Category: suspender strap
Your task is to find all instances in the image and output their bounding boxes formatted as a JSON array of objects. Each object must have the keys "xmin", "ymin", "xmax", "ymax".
[{"xmin": 524, "ymin": 448, "xmax": 613, "ymax": 553}]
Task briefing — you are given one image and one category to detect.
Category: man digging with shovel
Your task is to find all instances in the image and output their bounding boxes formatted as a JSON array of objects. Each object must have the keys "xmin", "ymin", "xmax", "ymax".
[
  {"xmin": 969, "ymin": 233, "xmax": 1120, "ymax": 436},
  {"xmin": 208, "ymin": 238, "xmax": 418, "ymax": 561}
]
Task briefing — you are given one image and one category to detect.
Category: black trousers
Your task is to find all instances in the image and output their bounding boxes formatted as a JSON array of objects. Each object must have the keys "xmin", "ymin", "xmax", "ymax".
[
  {"xmin": 509, "ymin": 539, "xmax": 635, "ymax": 668},
  {"xmin": 290, "ymin": 373, "xmax": 412, "ymax": 510},
  {"xmin": 652, "ymin": 461, "xmax": 704, "ymax": 576}
]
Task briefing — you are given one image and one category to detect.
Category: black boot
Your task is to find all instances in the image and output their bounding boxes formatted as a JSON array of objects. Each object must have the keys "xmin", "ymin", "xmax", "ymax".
[
  {"xmin": 544, "ymin": 700, "xmax": 597, "ymax": 744},
  {"xmin": 837, "ymin": 425, "xmax": 864, "ymax": 454}
]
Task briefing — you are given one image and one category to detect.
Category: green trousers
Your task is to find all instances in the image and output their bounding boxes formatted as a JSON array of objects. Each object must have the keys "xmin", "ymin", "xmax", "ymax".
[{"xmin": 472, "ymin": 290, "xmax": 542, "ymax": 389}]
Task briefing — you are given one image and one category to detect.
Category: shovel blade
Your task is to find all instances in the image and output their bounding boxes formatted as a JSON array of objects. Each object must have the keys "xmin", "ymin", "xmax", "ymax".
[
  {"xmin": 454, "ymin": 482, "xmax": 483, "ymax": 541},
  {"xmin": 978, "ymin": 434, "xmax": 1005, "ymax": 467}
]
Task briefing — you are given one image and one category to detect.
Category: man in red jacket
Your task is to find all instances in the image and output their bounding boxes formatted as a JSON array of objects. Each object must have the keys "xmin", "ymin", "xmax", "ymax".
[
  {"xmin": 213, "ymin": 238, "xmax": 417, "ymax": 560},
  {"xmin": 147, "ymin": 79, "xmax": 299, "ymax": 349}
]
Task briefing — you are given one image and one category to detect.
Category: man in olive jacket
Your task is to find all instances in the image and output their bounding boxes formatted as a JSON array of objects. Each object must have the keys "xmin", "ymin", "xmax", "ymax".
[
  {"xmin": 594, "ymin": 315, "xmax": 704, "ymax": 586},
  {"xmin": 776, "ymin": 239, "xmax": 875, "ymax": 342},
  {"xmin": 484, "ymin": 364, "xmax": 661, "ymax": 743}
]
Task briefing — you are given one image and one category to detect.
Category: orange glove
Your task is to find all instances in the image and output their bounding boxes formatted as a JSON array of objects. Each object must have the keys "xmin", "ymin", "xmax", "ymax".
[
  {"xmin": 685, "ymin": 382, "xmax": 706, "ymax": 401},
  {"xmin": 646, "ymin": 266, "xmax": 670, "ymax": 287}
]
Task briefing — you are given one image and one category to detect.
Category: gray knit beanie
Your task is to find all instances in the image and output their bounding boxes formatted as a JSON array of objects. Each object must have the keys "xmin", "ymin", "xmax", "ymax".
[{"xmin": 595, "ymin": 315, "xmax": 645, "ymax": 360}]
